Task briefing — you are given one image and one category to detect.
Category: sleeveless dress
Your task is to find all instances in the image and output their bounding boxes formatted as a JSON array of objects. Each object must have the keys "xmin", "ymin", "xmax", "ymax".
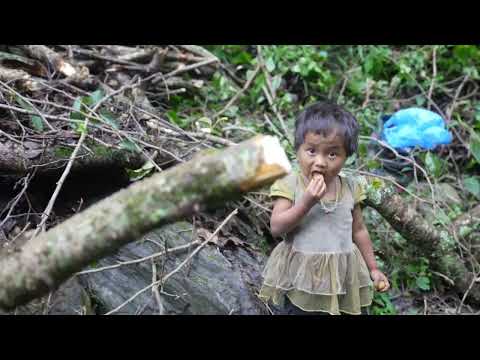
[{"xmin": 259, "ymin": 170, "xmax": 374, "ymax": 315}]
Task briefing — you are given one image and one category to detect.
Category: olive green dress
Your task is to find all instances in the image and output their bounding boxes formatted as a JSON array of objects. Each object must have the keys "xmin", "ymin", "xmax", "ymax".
[{"xmin": 259, "ymin": 170, "xmax": 374, "ymax": 315}]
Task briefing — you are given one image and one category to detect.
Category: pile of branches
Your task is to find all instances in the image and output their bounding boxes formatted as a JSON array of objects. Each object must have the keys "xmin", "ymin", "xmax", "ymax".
[
  {"xmin": 0, "ymin": 45, "xmax": 273, "ymax": 253},
  {"xmin": 0, "ymin": 45, "xmax": 226, "ymax": 174}
]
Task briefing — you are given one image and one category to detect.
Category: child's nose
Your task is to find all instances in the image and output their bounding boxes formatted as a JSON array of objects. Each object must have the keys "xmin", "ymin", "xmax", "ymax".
[{"xmin": 314, "ymin": 155, "xmax": 327, "ymax": 168}]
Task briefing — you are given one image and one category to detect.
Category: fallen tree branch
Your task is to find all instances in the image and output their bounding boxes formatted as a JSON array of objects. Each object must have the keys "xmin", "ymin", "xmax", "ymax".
[
  {"xmin": 361, "ymin": 175, "xmax": 480, "ymax": 302},
  {"xmin": 0, "ymin": 135, "xmax": 291, "ymax": 309}
]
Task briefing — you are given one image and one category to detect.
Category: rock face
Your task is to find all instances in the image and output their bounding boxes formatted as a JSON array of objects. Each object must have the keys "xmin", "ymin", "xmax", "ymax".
[
  {"xmin": 0, "ymin": 277, "xmax": 91, "ymax": 315},
  {"xmin": 78, "ymin": 221, "xmax": 269, "ymax": 315}
]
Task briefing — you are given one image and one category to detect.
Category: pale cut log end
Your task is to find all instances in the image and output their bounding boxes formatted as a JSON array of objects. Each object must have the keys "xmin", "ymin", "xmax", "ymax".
[
  {"xmin": 56, "ymin": 60, "xmax": 77, "ymax": 77},
  {"xmin": 260, "ymin": 135, "xmax": 291, "ymax": 173},
  {"xmin": 240, "ymin": 135, "xmax": 291, "ymax": 191}
]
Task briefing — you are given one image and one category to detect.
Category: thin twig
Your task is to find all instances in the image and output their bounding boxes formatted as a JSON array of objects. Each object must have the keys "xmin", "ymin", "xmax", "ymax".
[
  {"xmin": 214, "ymin": 64, "xmax": 261, "ymax": 118},
  {"xmin": 32, "ymin": 118, "xmax": 90, "ymax": 236},
  {"xmin": 43, "ymin": 292, "xmax": 53, "ymax": 315},
  {"xmin": 0, "ymin": 103, "xmax": 95, "ymax": 124},
  {"xmin": 427, "ymin": 46, "xmax": 437, "ymax": 110},
  {"xmin": 151, "ymin": 58, "xmax": 218, "ymax": 84},
  {"xmin": 76, "ymin": 240, "xmax": 201, "ymax": 275},
  {"xmin": 431, "ymin": 271, "xmax": 455, "ymax": 286},
  {"xmin": 386, "ymin": 53, "xmax": 447, "ymax": 120},
  {"xmin": 185, "ymin": 131, "xmax": 236, "ymax": 147},
  {"xmin": 60, "ymin": 46, "xmax": 141, "ymax": 67},
  {"xmin": 176, "ymin": 45, "xmax": 219, "ymax": 61},
  {"xmin": 0, "ymin": 129, "xmax": 24, "ymax": 145},
  {"xmin": 262, "ymin": 86, "xmax": 292, "ymax": 146},
  {"xmin": 255, "ymin": 48, "xmax": 292, "ymax": 147},
  {"xmin": 159, "ymin": 209, "xmax": 238, "ymax": 286},
  {"xmin": 33, "ymin": 80, "xmax": 138, "ymax": 237},
  {"xmin": 456, "ymin": 269, "xmax": 480, "ymax": 314},
  {"xmin": 263, "ymin": 114, "xmax": 286, "ymax": 140},
  {"xmin": 0, "ymin": 80, "xmax": 56, "ymax": 131},
  {"xmin": 446, "ymin": 75, "xmax": 469, "ymax": 121},
  {"xmin": 104, "ymin": 209, "xmax": 238, "ymax": 315},
  {"xmin": 352, "ymin": 169, "xmax": 434, "ymax": 205},
  {"xmin": 151, "ymin": 259, "xmax": 164, "ymax": 315},
  {"xmin": 0, "ymin": 174, "xmax": 33, "ymax": 229},
  {"xmin": 359, "ymin": 136, "xmax": 436, "ymax": 206}
]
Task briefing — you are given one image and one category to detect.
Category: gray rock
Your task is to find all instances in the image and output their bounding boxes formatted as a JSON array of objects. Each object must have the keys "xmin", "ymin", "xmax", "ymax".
[
  {"xmin": 78, "ymin": 221, "xmax": 269, "ymax": 315},
  {"xmin": 1, "ymin": 277, "xmax": 92, "ymax": 315}
]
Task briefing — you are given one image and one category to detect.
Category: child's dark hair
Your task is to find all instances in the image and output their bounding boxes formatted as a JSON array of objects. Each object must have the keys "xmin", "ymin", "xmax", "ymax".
[{"xmin": 294, "ymin": 101, "xmax": 359, "ymax": 157}]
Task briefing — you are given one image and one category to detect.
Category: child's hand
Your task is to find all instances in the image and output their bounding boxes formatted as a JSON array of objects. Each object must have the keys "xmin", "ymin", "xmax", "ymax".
[
  {"xmin": 370, "ymin": 269, "xmax": 390, "ymax": 292},
  {"xmin": 301, "ymin": 174, "xmax": 327, "ymax": 209}
]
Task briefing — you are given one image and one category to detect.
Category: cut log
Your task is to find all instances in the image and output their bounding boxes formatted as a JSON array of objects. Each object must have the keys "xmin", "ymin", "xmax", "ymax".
[
  {"xmin": 20, "ymin": 45, "xmax": 78, "ymax": 77},
  {"xmin": 0, "ymin": 135, "xmax": 291, "ymax": 309},
  {"xmin": 0, "ymin": 65, "xmax": 41, "ymax": 92},
  {"xmin": 0, "ymin": 138, "xmax": 149, "ymax": 175}
]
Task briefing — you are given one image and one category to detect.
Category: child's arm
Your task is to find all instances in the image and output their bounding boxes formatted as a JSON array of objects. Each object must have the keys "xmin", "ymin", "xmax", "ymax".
[
  {"xmin": 270, "ymin": 175, "xmax": 326, "ymax": 237},
  {"xmin": 352, "ymin": 204, "xmax": 390, "ymax": 292}
]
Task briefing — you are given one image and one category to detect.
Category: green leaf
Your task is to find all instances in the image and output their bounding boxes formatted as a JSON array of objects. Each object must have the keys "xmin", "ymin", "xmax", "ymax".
[
  {"xmin": 72, "ymin": 97, "xmax": 82, "ymax": 112},
  {"xmin": 464, "ymin": 176, "xmax": 480, "ymax": 199},
  {"xmin": 14, "ymin": 97, "xmax": 45, "ymax": 132},
  {"xmin": 76, "ymin": 121, "xmax": 87, "ymax": 135},
  {"xmin": 416, "ymin": 276, "xmax": 430, "ymax": 291},
  {"xmin": 358, "ymin": 142, "xmax": 368, "ymax": 158},
  {"xmin": 31, "ymin": 116, "xmax": 44, "ymax": 132},
  {"xmin": 15, "ymin": 97, "xmax": 33, "ymax": 111},
  {"xmin": 88, "ymin": 89, "xmax": 104, "ymax": 106},
  {"xmin": 71, "ymin": 96, "xmax": 86, "ymax": 122},
  {"xmin": 371, "ymin": 292, "xmax": 397, "ymax": 315},
  {"xmin": 246, "ymin": 70, "xmax": 256, "ymax": 82},
  {"xmin": 126, "ymin": 161, "xmax": 155, "ymax": 181},
  {"xmin": 265, "ymin": 57, "xmax": 276, "ymax": 73},
  {"xmin": 119, "ymin": 140, "xmax": 140, "ymax": 153},
  {"xmin": 271, "ymin": 75, "xmax": 282, "ymax": 93},
  {"xmin": 435, "ymin": 208, "xmax": 451, "ymax": 226},
  {"xmin": 345, "ymin": 154, "xmax": 357, "ymax": 166},
  {"xmin": 415, "ymin": 96, "xmax": 426, "ymax": 107},
  {"xmin": 366, "ymin": 159, "xmax": 381, "ymax": 170},
  {"xmin": 470, "ymin": 138, "xmax": 480, "ymax": 164},
  {"xmin": 224, "ymin": 105, "xmax": 238, "ymax": 117},
  {"xmin": 99, "ymin": 110, "xmax": 119, "ymax": 129},
  {"xmin": 425, "ymin": 151, "xmax": 443, "ymax": 178},
  {"xmin": 371, "ymin": 178, "xmax": 383, "ymax": 190}
]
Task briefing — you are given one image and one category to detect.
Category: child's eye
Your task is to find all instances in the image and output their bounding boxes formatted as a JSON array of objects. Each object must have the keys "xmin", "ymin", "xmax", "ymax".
[
  {"xmin": 306, "ymin": 148, "xmax": 315, "ymax": 155},
  {"xmin": 328, "ymin": 152, "xmax": 337, "ymax": 159}
]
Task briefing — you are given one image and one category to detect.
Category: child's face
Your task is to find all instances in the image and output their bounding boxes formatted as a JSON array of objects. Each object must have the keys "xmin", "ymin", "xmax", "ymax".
[{"xmin": 297, "ymin": 131, "xmax": 348, "ymax": 183}]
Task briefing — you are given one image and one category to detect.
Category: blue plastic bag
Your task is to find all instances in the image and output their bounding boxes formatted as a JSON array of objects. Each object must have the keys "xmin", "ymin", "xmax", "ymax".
[{"xmin": 381, "ymin": 108, "xmax": 453, "ymax": 150}]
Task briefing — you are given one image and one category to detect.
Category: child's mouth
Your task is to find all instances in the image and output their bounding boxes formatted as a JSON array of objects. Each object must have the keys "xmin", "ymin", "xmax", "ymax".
[{"xmin": 311, "ymin": 171, "xmax": 323, "ymax": 178}]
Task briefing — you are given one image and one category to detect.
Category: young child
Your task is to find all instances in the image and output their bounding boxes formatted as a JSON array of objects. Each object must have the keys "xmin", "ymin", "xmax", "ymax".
[{"xmin": 259, "ymin": 101, "xmax": 390, "ymax": 315}]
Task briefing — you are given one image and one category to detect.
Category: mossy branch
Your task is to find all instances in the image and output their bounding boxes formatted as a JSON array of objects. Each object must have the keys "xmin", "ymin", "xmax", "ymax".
[
  {"xmin": 0, "ymin": 135, "xmax": 290, "ymax": 310},
  {"xmin": 361, "ymin": 175, "xmax": 480, "ymax": 302}
]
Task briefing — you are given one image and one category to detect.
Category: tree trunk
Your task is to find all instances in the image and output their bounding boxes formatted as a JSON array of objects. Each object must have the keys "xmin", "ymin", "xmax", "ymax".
[
  {"xmin": 362, "ymin": 175, "xmax": 480, "ymax": 302},
  {"xmin": 0, "ymin": 135, "xmax": 290, "ymax": 310}
]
